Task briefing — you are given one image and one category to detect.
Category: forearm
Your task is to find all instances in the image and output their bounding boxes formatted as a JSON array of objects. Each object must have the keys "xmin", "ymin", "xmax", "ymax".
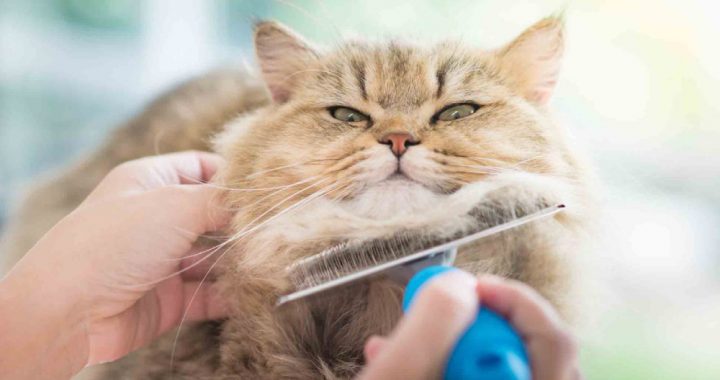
[{"xmin": 0, "ymin": 260, "xmax": 88, "ymax": 379}]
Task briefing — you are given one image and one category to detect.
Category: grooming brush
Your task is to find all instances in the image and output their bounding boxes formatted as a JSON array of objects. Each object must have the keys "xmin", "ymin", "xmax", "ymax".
[{"xmin": 278, "ymin": 203, "xmax": 565, "ymax": 380}]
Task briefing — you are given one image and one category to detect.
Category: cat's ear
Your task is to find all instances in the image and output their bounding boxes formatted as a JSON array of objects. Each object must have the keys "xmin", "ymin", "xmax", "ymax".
[
  {"xmin": 254, "ymin": 21, "xmax": 319, "ymax": 103},
  {"xmin": 494, "ymin": 15, "xmax": 564, "ymax": 105}
]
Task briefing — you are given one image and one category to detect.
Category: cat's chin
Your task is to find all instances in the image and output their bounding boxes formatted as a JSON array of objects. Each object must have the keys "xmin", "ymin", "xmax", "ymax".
[{"xmin": 339, "ymin": 174, "xmax": 446, "ymax": 220}]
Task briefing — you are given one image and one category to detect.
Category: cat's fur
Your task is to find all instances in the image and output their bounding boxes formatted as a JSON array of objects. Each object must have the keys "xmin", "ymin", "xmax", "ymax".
[{"xmin": 0, "ymin": 16, "xmax": 595, "ymax": 379}]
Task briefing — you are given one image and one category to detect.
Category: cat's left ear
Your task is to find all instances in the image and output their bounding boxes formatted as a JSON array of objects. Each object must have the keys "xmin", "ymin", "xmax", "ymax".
[
  {"xmin": 494, "ymin": 15, "xmax": 564, "ymax": 105},
  {"xmin": 254, "ymin": 21, "xmax": 320, "ymax": 103}
]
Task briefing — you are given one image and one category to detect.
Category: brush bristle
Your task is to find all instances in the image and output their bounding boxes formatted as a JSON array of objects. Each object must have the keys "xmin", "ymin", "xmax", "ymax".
[
  {"xmin": 285, "ymin": 199, "xmax": 560, "ymax": 293},
  {"xmin": 287, "ymin": 231, "xmax": 435, "ymax": 291}
]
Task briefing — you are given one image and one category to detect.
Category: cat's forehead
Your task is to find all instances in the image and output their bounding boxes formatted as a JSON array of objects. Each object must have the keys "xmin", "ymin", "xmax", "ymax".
[{"xmin": 315, "ymin": 41, "xmax": 487, "ymax": 109}]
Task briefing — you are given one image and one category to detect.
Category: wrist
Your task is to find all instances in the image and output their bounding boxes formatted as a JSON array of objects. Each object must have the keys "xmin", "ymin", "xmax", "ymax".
[{"xmin": 0, "ymin": 258, "xmax": 90, "ymax": 379}]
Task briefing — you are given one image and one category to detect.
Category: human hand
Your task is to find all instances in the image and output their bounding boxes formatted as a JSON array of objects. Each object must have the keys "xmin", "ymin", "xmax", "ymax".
[
  {"xmin": 358, "ymin": 272, "xmax": 581, "ymax": 380},
  {"xmin": 0, "ymin": 152, "xmax": 230, "ymax": 379}
]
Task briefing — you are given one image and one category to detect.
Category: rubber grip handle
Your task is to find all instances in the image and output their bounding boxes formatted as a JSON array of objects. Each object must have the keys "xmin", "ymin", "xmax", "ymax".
[{"xmin": 402, "ymin": 266, "xmax": 531, "ymax": 380}]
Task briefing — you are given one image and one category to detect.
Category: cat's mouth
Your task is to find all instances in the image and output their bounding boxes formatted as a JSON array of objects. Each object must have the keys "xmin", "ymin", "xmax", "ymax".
[
  {"xmin": 385, "ymin": 172, "xmax": 416, "ymax": 183},
  {"xmin": 381, "ymin": 168, "xmax": 430, "ymax": 191},
  {"xmin": 352, "ymin": 148, "xmax": 454, "ymax": 197},
  {"xmin": 384, "ymin": 161, "xmax": 448, "ymax": 194},
  {"xmin": 373, "ymin": 172, "xmax": 448, "ymax": 199},
  {"xmin": 340, "ymin": 172, "xmax": 443, "ymax": 220},
  {"xmin": 382, "ymin": 158, "xmax": 426, "ymax": 185}
]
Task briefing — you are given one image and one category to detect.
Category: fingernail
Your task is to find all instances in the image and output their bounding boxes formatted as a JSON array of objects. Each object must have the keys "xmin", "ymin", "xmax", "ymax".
[{"xmin": 425, "ymin": 270, "xmax": 479, "ymax": 309}]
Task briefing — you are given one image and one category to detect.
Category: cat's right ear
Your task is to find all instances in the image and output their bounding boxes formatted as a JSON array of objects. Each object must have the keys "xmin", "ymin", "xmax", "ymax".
[
  {"xmin": 493, "ymin": 15, "xmax": 564, "ymax": 105},
  {"xmin": 254, "ymin": 21, "xmax": 319, "ymax": 103}
]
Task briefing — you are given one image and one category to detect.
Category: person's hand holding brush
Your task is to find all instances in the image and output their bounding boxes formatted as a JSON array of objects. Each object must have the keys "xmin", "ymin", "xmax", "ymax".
[{"xmin": 359, "ymin": 270, "xmax": 583, "ymax": 380}]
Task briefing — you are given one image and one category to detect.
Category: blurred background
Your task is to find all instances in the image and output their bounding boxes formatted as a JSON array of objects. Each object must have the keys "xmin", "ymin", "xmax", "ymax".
[{"xmin": 1, "ymin": 0, "xmax": 718, "ymax": 378}]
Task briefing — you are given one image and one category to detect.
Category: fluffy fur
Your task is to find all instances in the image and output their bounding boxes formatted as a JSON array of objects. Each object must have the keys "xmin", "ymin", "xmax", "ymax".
[{"xmin": 0, "ymin": 16, "xmax": 595, "ymax": 379}]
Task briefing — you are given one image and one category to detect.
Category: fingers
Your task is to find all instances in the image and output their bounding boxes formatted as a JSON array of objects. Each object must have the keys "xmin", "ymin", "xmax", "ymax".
[
  {"xmin": 124, "ymin": 150, "xmax": 225, "ymax": 186},
  {"xmin": 179, "ymin": 243, "xmax": 224, "ymax": 281},
  {"xmin": 476, "ymin": 275, "xmax": 565, "ymax": 339},
  {"xmin": 155, "ymin": 184, "xmax": 232, "ymax": 236},
  {"xmin": 163, "ymin": 151, "xmax": 225, "ymax": 185},
  {"xmin": 476, "ymin": 275, "xmax": 579, "ymax": 380},
  {"xmin": 358, "ymin": 271, "xmax": 478, "ymax": 380},
  {"xmin": 82, "ymin": 152, "xmax": 232, "ymax": 247},
  {"xmin": 156, "ymin": 279, "xmax": 228, "ymax": 336},
  {"xmin": 89, "ymin": 151, "xmax": 226, "ymax": 200},
  {"xmin": 362, "ymin": 274, "xmax": 581, "ymax": 380},
  {"xmin": 180, "ymin": 281, "xmax": 228, "ymax": 322}
]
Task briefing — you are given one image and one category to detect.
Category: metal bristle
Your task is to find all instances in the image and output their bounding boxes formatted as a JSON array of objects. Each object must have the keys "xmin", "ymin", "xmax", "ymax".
[
  {"xmin": 279, "ymin": 203, "xmax": 565, "ymax": 305},
  {"xmin": 286, "ymin": 231, "xmax": 424, "ymax": 291}
]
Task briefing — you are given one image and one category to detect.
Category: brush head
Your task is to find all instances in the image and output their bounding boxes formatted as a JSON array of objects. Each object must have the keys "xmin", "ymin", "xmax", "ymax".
[{"xmin": 278, "ymin": 203, "xmax": 565, "ymax": 306}]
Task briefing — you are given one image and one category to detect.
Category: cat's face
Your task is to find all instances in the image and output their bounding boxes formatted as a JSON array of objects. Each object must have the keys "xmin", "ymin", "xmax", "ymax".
[{"xmin": 218, "ymin": 17, "xmax": 575, "ymax": 224}]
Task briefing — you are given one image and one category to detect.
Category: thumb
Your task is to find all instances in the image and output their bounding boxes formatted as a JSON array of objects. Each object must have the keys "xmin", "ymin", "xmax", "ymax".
[
  {"xmin": 363, "ymin": 335, "xmax": 388, "ymax": 363},
  {"xmin": 358, "ymin": 271, "xmax": 478, "ymax": 379}
]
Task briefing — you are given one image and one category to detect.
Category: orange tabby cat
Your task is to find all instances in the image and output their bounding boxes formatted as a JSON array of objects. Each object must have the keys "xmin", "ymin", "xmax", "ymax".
[{"xmin": 0, "ymin": 16, "xmax": 595, "ymax": 379}]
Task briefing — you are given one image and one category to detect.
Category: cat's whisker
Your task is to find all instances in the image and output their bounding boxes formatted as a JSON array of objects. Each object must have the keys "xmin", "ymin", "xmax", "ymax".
[
  {"xmin": 169, "ymin": 182, "xmax": 338, "ymax": 368},
  {"xmin": 207, "ymin": 175, "xmax": 339, "ymax": 214},
  {"xmin": 131, "ymin": 180, "xmax": 337, "ymax": 287},
  {"xmin": 166, "ymin": 177, "xmax": 334, "ymax": 263},
  {"xmin": 450, "ymin": 169, "xmax": 505, "ymax": 177},
  {"xmin": 243, "ymin": 162, "xmax": 307, "ymax": 179},
  {"xmin": 157, "ymin": 176, "xmax": 336, "ymax": 264},
  {"xmin": 463, "ymin": 156, "xmax": 512, "ymax": 165},
  {"xmin": 224, "ymin": 178, "xmax": 334, "ymax": 244},
  {"xmin": 221, "ymin": 182, "xmax": 341, "ymax": 266},
  {"xmin": 190, "ymin": 177, "xmax": 318, "ymax": 193},
  {"xmin": 176, "ymin": 157, "xmax": 341, "ymax": 191},
  {"xmin": 319, "ymin": 153, "xmax": 374, "ymax": 182},
  {"xmin": 465, "ymin": 154, "xmax": 547, "ymax": 169},
  {"xmin": 123, "ymin": 242, "xmax": 228, "ymax": 289},
  {"xmin": 450, "ymin": 163, "xmax": 506, "ymax": 172},
  {"xmin": 160, "ymin": 232, "xmax": 232, "ymax": 261},
  {"xmin": 511, "ymin": 155, "xmax": 546, "ymax": 168},
  {"xmin": 166, "ymin": 225, "xmax": 239, "ymax": 246},
  {"xmin": 212, "ymin": 179, "xmax": 340, "ymax": 263},
  {"xmin": 245, "ymin": 157, "xmax": 341, "ymax": 179},
  {"xmin": 230, "ymin": 174, "xmax": 322, "ymax": 193}
]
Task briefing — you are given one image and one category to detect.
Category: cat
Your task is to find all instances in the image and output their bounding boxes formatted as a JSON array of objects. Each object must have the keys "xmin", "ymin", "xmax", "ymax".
[{"xmin": 0, "ymin": 16, "xmax": 596, "ymax": 379}]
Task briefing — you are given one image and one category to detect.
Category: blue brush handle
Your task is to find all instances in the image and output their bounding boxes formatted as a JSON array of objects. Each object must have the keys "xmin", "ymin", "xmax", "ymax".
[{"xmin": 402, "ymin": 266, "xmax": 531, "ymax": 380}]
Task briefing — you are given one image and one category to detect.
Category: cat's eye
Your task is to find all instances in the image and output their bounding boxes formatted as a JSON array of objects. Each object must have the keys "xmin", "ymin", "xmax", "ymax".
[
  {"xmin": 434, "ymin": 103, "xmax": 479, "ymax": 122},
  {"xmin": 329, "ymin": 107, "xmax": 369, "ymax": 123}
]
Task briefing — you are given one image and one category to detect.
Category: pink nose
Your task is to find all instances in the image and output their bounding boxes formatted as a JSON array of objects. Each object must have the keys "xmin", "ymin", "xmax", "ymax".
[{"xmin": 379, "ymin": 132, "xmax": 418, "ymax": 157}]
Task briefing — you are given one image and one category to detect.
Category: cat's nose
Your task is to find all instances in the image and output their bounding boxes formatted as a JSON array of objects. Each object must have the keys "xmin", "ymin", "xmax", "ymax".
[{"xmin": 379, "ymin": 132, "xmax": 419, "ymax": 157}]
